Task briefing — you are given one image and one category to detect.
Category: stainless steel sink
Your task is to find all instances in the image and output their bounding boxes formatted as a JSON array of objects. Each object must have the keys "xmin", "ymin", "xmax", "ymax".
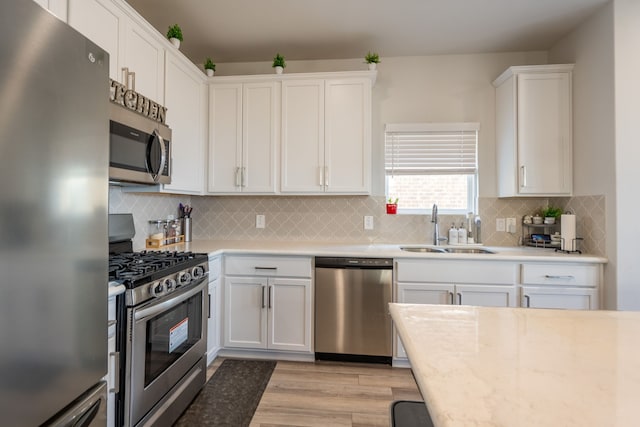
[
  {"xmin": 400, "ymin": 246, "xmax": 495, "ymax": 254},
  {"xmin": 400, "ymin": 246, "xmax": 448, "ymax": 253},
  {"xmin": 444, "ymin": 248, "xmax": 495, "ymax": 254}
]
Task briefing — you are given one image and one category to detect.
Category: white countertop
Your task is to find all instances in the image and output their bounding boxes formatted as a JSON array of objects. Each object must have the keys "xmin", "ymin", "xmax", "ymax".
[
  {"xmin": 389, "ymin": 303, "xmax": 639, "ymax": 427},
  {"xmin": 153, "ymin": 239, "xmax": 607, "ymax": 263}
]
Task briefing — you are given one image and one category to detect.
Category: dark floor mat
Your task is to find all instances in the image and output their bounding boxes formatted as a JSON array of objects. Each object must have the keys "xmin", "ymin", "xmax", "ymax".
[{"xmin": 174, "ymin": 359, "xmax": 276, "ymax": 427}]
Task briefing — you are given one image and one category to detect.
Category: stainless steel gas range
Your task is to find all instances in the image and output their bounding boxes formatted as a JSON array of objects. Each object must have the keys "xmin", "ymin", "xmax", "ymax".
[{"xmin": 109, "ymin": 214, "xmax": 208, "ymax": 427}]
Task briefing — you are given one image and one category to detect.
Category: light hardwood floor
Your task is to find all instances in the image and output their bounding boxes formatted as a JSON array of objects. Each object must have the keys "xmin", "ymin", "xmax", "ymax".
[{"xmin": 207, "ymin": 358, "xmax": 422, "ymax": 427}]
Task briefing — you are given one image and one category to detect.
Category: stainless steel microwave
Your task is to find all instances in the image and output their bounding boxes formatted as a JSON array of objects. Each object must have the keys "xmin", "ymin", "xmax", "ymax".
[{"xmin": 109, "ymin": 103, "xmax": 171, "ymax": 185}]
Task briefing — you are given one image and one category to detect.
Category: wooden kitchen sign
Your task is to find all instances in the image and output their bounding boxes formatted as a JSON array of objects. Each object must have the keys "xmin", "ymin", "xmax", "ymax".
[{"xmin": 109, "ymin": 79, "xmax": 167, "ymax": 124}]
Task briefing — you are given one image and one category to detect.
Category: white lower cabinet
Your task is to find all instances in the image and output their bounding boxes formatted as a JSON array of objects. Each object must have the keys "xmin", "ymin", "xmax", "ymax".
[
  {"xmin": 519, "ymin": 263, "xmax": 601, "ymax": 310},
  {"xmin": 395, "ymin": 259, "xmax": 518, "ymax": 359},
  {"xmin": 223, "ymin": 256, "xmax": 313, "ymax": 353}
]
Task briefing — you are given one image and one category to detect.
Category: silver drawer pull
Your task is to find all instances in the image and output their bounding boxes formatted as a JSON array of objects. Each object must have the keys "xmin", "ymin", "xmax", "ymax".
[
  {"xmin": 544, "ymin": 275, "xmax": 575, "ymax": 280},
  {"xmin": 255, "ymin": 267, "xmax": 277, "ymax": 271}
]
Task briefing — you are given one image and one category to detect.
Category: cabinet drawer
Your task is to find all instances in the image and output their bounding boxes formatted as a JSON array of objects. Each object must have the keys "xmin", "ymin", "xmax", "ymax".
[
  {"xmin": 396, "ymin": 260, "xmax": 517, "ymax": 285},
  {"xmin": 225, "ymin": 255, "xmax": 312, "ymax": 278},
  {"xmin": 521, "ymin": 263, "xmax": 599, "ymax": 286}
]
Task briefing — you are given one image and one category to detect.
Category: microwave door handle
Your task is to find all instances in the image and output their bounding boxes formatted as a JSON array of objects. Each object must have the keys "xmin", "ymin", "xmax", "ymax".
[{"xmin": 146, "ymin": 131, "xmax": 166, "ymax": 182}]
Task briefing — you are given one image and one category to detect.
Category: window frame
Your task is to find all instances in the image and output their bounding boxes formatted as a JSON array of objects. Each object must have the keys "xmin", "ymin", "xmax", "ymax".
[{"xmin": 384, "ymin": 122, "xmax": 479, "ymax": 215}]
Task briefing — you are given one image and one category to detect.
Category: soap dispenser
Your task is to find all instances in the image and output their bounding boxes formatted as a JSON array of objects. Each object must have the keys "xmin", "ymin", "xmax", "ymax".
[
  {"xmin": 458, "ymin": 221, "xmax": 467, "ymax": 245},
  {"xmin": 448, "ymin": 223, "xmax": 458, "ymax": 245}
]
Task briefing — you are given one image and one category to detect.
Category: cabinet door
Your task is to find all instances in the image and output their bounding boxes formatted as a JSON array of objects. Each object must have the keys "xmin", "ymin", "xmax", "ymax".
[
  {"xmin": 243, "ymin": 82, "xmax": 278, "ymax": 193},
  {"xmin": 123, "ymin": 22, "xmax": 165, "ymax": 102},
  {"xmin": 517, "ymin": 72, "xmax": 572, "ymax": 195},
  {"xmin": 67, "ymin": 0, "xmax": 124, "ymax": 81},
  {"xmin": 224, "ymin": 277, "xmax": 268, "ymax": 349},
  {"xmin": 521, "ymin": 286, "xmax": 598, "ymax": 310},
  {"xmin": 162, "ymin": 53, "xmax": 205, "ymax": 194},
  {"xmin": 267, "ymin": 278, "xmax": 312, "ymax": 352},
  {"xmin": 208, "ymin": 84, "xmax": 243, "ymax": 193},
  {"xmin": 456, "ymin": 284, "xmax": 517, "ymax": 307},
  {"xmin": 324, "ymin": 78, "xmax": 371, "ymax": 194},
  {"xmin": 396, "ymin": 283, "xmax": 454, "ymax": 358},
  {"xmin": 281, "ymin": 79, "xmax": 325, "ymax": 192}
]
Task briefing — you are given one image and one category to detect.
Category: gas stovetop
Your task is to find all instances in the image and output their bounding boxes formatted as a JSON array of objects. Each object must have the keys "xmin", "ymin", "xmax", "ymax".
[{"xmin": 108, "ymin": 251, "xmax": 208, "ymax": 287}]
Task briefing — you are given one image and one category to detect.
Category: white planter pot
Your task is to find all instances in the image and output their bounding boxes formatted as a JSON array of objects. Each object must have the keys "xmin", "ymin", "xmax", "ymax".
[
  {"xmin": 170, "ymin": 37, "xmax": 181, "ymax": 49},
  {"xmin": 368, "ymin": 63, "xmax": 377, "ymax": 71},
  {"xmin": 274, "ymin": 66, "xmax": 284, "ymax": 74},
  {"xmin": 205, "ymin": 69, "xmax": 214, "ymax": 77}
]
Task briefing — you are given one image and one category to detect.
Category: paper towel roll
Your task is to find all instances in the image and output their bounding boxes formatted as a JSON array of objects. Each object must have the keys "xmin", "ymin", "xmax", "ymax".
[{"xmin": 561, "ymin": 214, "xmax": 576, "ymax": 251}]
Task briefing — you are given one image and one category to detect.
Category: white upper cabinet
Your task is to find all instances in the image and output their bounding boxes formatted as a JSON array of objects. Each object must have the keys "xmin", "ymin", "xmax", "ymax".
[
  {"xmin": 67, "ymin": 0, "xmax": 124, "ymax": 81},
  {"xmin": 208, "ymin": 81, "xmax": 278, "ymax": 194},
  {"xmin": 281, "ymin": 76, "xmax": 372, "ymax": 194},
  {"xmin": 281, "ymin": 79, "xmax": 325, "ymax": 193},
  {"xmin": 68, "ymin": 0, "xmax": 165, "ymax": 103},
  {"xmin": 324, "ymin": 78, "xmax": 371, "ymax": 193},
  {"xmin": 162, "ymin": 52, "xmax": 206, "ymax": 194},
  {"xmin": 494, "ymin": 64, "xmax": 574, "ymax": 197}
]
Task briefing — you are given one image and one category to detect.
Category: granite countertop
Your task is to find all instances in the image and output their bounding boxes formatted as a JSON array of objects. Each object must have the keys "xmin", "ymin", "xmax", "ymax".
[
  {"xmin": 389, "ymin": 303, "xmax": 639, "ymax": 427},
  {"xmin": 153, "ymin": 240, "xmax": 607, "ymax": 263}
]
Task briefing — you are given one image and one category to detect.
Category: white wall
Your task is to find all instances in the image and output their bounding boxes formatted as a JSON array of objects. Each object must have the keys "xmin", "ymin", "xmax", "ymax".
[
  {"xmin": 613, "ymin": 0, "xmax": 640, "ymax": 310},
  {"xmin": 217, "ymin": 51, "xmax": 548, "ymax": 197},
  {"xmin": 548, "ymin": 2, "xmax": 618, "ymax": 309}
]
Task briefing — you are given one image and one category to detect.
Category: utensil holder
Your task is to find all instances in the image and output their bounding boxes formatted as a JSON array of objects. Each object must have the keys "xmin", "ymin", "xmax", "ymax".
[{"xmin": 183, "ymin": 217, "xmax": 192, "ymax": 242}]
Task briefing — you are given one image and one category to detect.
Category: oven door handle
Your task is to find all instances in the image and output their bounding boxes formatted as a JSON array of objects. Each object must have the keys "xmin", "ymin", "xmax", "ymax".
[{"xmin": 134, "ymin": 278, "xmax": 207, "ymax": 322}]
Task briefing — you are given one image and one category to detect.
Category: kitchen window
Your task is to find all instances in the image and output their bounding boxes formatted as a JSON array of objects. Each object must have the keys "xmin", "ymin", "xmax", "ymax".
[{"xmin": 385, "ymin": 123, "xmax": 479, "ymax": 214}]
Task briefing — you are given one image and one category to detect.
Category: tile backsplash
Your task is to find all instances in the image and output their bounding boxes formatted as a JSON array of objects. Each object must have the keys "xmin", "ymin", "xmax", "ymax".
[{"xmin": 109, "ymin": 186, "xmax": 606, "ymax": 256}]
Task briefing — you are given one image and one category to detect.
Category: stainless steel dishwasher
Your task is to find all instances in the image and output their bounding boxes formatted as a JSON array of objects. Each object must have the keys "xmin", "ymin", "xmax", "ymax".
[{"xmin": 315, "ymin": 257, "xmax": 393, "ymax": 364}]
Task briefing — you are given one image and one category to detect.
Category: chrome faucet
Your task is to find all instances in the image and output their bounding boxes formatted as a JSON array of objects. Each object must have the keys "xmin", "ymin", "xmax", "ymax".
[{"xmin": 431, "ymin": 204, "xmax": 446, "ymax": 245}]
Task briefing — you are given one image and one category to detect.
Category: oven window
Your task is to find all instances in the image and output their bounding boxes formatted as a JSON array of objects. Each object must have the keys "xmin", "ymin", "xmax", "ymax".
[{"xmin": 144, "ymin": 292, "xmax": 202, "ymax": 386}]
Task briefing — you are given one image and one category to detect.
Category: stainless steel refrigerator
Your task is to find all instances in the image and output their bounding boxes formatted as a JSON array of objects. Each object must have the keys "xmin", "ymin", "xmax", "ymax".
[{"xmin": 0, "ymin": 1, "xmax": 110, "ymax": 425}]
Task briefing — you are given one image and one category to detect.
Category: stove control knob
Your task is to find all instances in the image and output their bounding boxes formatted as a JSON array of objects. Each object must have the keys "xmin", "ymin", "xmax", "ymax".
[
  {"xmin": 177, "ymin": 271, "xmax": 191, "ymax": 286},
  {"xmin": 149, "ymin": 281, "xmax": 164, "ymax": 297},
  {"xmin": 164, "ymin": 278, "xmax": 176, "ymax": 292},
  {"xmin": 191, "ymin": 266, "xmax": 205, "ymax": 280}
]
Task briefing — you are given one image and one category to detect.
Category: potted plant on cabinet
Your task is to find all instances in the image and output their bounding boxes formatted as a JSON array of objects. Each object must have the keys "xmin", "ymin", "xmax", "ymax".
[
  {"xmin": 272, "ymin": 53, "xmax": 286, "ymax": 74},
  {"xmin": 166, "ymin": 24, "xmax": 183, "ymax": 49},
  {"xmin": 540, "ymin": 205, "xmax": 563, "ymax": 225},
  {"xmin": 364, "ymin": 51, "xmax": 380, "ymax": 70},
  {"xmin": 204, "ymin": 58, "xmax": 216, "ymax": 77}
]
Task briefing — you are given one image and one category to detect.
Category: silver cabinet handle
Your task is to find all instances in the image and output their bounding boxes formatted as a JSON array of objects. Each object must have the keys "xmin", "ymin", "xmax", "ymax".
[
  {"xmin": 235, "ymin": 167, "xmax": 241, "ymax": 187},
  {"xmin": 254, "ymin": 266, "xmax": 277, "ymax": 271},
  {"xmin": 448, "ymin": 291, "xmax": 454, "ymax": 305},
  {"xmin": 241, "ymin": 166, "xmax": 247, "ymax": 187},
  {"xmin": 544, "ymin": 275, "xmax": 575, "ymax": 280},
  {"xmin": 520, "ymin": 165, "xmax": 527, "ymax": 188},
  {"xmin": 261, "ymin": 285, "xmax": 266, "ymax": 309},
  {"xmin": 109, "ymin": 351, "xmax": 120, "ymax": 393},
  {"xmin": 457, "ymin": 292, "xmax": 462, "ymax": 305},
  {"xmin": 318, "ymin": 166, "xmax": 324, "ymax": 186},
  {"xmin": 268, "ymin": 285, "xmax": 273, "ymax": 309},
  {"xmin": 208, "ymin": 294, "xmax": 211, "ymax": 319},
  {"xmin": 129, "ymin": 70, "xmax": 136, "ymax": 91},
  {"xmin": 121, "ymin": 67, "xmax": 129, "ymax": 87},
  {"xmin": 524, "ymin": 294, "xmax": 531, "ymax": 308},
  {"xmin": 324, "ymin": 166, "xmax": 329, "ymax": 187}
]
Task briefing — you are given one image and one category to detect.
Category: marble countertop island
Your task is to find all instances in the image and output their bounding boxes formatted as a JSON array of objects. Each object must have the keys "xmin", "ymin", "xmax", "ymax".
[{"xmin": 389, "ymin": 303, "xmax": 639, "ymax": 427}]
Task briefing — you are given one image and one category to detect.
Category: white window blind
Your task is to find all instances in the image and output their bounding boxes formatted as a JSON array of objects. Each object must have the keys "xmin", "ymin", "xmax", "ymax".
[{"xmin": 385, "ymin": 123, "xmax": 479, "ymax": 176}]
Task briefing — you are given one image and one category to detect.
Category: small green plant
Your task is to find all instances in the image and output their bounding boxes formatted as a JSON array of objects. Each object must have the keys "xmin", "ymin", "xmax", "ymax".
[
  {"xmin": 364, "ymin": 51, "xmax": 380, "ymax": 64},
  {"xmin": 166, "ymin": 24, "xmax": 183, "ymax": 42},
  {"xmin": 272, "ymin": 53, "xmax": 286, "ymax": 68},
  {"xmin": 204, "ymin": 58, "xmax": 216, "ymax": 71},
  {"xmin": 387, "ymin": 197, "xmax": 398, "ymax": 204},
  {"xmin": 541, "ymin": 205, "xmax": 563, "ymax": 218}
]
